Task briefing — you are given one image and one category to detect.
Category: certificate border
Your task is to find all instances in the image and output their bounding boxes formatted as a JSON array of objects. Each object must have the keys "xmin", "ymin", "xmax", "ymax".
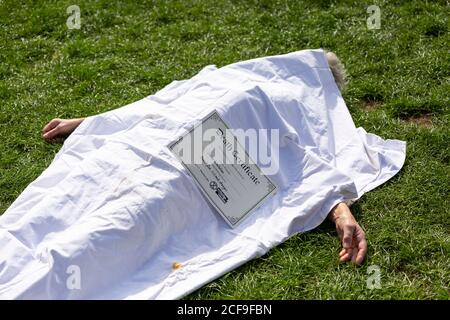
[{"xmin": 168, "ymin": 110, "xmax": 277, "ymax": 228}]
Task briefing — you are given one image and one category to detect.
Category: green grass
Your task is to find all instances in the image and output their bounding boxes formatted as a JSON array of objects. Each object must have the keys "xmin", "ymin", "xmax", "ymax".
[{"xmin": 0, "ymin": 0, "xmax": 448, "ymax": 299}]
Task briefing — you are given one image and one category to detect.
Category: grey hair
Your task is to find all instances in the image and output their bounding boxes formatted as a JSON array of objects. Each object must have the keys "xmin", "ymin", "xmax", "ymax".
[{"xmin": 325, "ymin": 51, "xmax": 347, "ymax": 91}]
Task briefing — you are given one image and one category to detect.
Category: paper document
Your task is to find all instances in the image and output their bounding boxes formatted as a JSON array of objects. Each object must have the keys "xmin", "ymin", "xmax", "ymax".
[{"xmin": 169, "ymin": 111, "xmax": 277, "ymax": 227}]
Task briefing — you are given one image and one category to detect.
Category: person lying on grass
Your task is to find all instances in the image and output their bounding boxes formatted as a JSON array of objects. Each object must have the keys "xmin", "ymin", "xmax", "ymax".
[{"xmin": 41, "ymin": 52, "xmax": 368, "ymax": 266}]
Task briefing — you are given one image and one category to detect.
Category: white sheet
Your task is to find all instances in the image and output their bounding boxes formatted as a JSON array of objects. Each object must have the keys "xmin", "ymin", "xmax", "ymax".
[{"xmin": 0, "ymin": 49, "xmax": 406, "ymax": 299}]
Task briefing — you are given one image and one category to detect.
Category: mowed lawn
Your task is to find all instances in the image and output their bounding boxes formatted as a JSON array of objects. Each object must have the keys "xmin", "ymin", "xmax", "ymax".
[{"xmin": 0, "ymin": 0, "xmax": 448, "ymax": 299}]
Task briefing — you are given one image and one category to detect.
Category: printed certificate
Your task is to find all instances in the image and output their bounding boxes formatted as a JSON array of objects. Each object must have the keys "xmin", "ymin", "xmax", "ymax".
[{"xmin": 169, "ymin": 111, "xmax": 277, "ymax": 227}]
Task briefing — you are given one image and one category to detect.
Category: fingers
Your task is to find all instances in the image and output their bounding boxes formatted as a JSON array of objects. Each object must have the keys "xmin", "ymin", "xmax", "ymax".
[
  {"xmin": 43, "ymin": 125, "xmax": 62, "ymax": 140},
  {"xmin": 339, "ymin": 245, "xmax": 360, "ymax": 264},
  {"xmin": 42, "ymin": 118, "xmax": 61, "ymax": 134},
  {"xmin": 355, "ymin": 246, "xmax": 367, "ymax": 265},
  {"xmin": 340, "ymin": 227, "xmax": 367, "ymax": 266},
  {"xmin": 355, "ymin": 233, "xmax": 367, "ymax": 265},
  {"xmin": 350, "ymin": 243, "xmax": 366, "ymax": 265},
  {"xmin": 42, "ymin": 118, "xmax": 63, "ymax": 141},
  {"xmin": 342, "ymin": 223, "xmax": 355, "ymax": 249},
  {"xmin": 339, "ymin": 248, "xmax": 352, "ymax": 262},
  {"xmin": 351, "ymin": 246, "xmax": 359, "ymax": 264}
]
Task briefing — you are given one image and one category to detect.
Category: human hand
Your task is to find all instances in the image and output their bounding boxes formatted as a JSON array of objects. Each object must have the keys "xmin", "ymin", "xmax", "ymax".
[
  {"xmin": 42, "ymin": 118, "xmax": 84, "ymax": 142},
  {"xmin": 329, "ymin": 203, "xmax": 367, "ymax": 265}
]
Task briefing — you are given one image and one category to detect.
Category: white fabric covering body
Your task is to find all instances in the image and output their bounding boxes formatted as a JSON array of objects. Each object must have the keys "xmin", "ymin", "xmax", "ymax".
[{"xmin": 0, "ymin": 49, "xmax": 406, "ymax": 299}]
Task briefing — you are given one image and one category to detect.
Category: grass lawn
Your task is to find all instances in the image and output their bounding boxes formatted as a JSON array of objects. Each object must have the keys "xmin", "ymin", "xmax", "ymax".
[{"xmin": 0, "ymin": 0, "xmax": 448, "ymax": 299}]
